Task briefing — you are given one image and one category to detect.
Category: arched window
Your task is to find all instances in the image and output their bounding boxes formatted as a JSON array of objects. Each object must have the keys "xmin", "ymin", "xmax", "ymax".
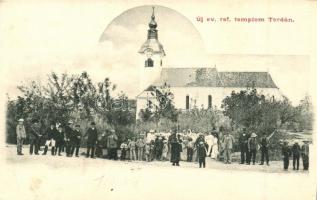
[
  {"xmin": 145, "ymin": 58, "xmax": 154, "ymax": 67},
  {"xmin": 186, "ymin": 95, "xmax": 190, "ymax": 110},
  {"xmin": 208, "ymin": 95, "xmax": 212, "ymax": 109}
]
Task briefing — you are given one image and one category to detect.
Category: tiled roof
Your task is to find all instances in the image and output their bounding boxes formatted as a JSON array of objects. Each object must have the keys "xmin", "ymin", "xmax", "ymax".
[
  {"xmin": 152, "ymin": 68, "xmax": 278, "ymax": 88},
  {"xmin": 218, "ymin": 71, "xmax": 278, "ymax": 88}
]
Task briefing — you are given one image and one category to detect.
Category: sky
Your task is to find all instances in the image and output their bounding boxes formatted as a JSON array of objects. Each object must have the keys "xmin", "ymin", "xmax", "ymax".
[{"xmin": 0, "ymin": 1, "xmax": 315, "ymax": 105}]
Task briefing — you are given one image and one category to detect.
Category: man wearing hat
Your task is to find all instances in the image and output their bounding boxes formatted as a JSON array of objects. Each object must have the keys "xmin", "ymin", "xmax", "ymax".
[
  {"xmin": 30, "ymin": 119, "xmax": 42, "ymax": 155},
  {"xmin": 71, "ymin": 124, "xmax": 82, "ymax": 157},
  {"xmin": 16, "ymin": 119, "xmax": 26, "ymax": 155},
  {"xmin": 86, "ymin": 122, "xmax": 98, "ymax": 158},
  {"xmin": 281, "ymin": 141, "xmax": 291, "ymax": 170},
  {"xmin": 222, "ymin": 131, "xmax": 235, "ymax": 164},
  {"xmin": 43, "ymin": 122, "xmax": 57, "ymax": 155},
  {"xmin": 107, "ymin": 129, "xmax": 118, "ymax": 160},
  {"xmin": 238, "ymin": 128, "xmax": 250, "ymax": 164},
  {"xmin": 291, "ymin": 141, "xmax": 301, "ymax": 170},
  {"xmin": 247, "ymin": 133, "xmax": 258, "ymax": 165},
  {"xmin": 64, "ymin": 120, "xmax": 74, "ymax": 157},
  {"xmin": 301, "ymin": 140, "xmax": 309, "ymax": 170}
]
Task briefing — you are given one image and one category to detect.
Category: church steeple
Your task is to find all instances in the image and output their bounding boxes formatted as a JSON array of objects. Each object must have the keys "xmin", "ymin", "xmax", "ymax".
[
  {"xmin": 148, "ymin": 7, "xmax": 158, "ymax": 39},
  {"xmin": 138, "ymin": 7, "xmax": 165, "ymax": 93},
  {"xmin": 139, "ymin": 6, "xmax": 165, "ymax": 56}
]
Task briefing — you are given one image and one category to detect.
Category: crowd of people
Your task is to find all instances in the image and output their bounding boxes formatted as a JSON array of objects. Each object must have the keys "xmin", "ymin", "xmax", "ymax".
[{"xmin": 15, "ymin": 118, "xmax": 310, "ymax": 171}]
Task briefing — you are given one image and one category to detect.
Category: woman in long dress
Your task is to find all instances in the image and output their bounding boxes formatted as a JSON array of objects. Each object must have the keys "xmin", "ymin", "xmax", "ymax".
[
  {"xmin": 211, "ymin": 136, "xmax": 219, "ymax": 159},
  {"xmin": 169, "ymin": 131, "xmax": 182, "ymax": 166}
]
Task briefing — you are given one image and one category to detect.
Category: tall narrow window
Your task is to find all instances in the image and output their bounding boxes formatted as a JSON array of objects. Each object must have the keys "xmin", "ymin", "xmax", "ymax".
[
  {"xmin": 186, "ymin": 95, "xmax": 190, "ymax": 110},
  {"xmin": 145, "ymin": 58, "xmax": 154, "ymax": 67},
  {"xmin": 208, "ymin": 95, "xmax": 212, "ymax": 109}
]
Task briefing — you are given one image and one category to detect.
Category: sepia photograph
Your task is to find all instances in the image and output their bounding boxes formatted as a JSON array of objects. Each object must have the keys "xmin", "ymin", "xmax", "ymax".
[{"xmin": 0, "ymin": 1, "xmax": 316, "ymax": 200}]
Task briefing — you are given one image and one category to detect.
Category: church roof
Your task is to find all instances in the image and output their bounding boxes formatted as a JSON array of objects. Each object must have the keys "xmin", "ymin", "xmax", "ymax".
[
  {"xmin": 152, "ymin": 67, "xmax": 278, "ymax": 88},
  {"xmin": 218, "ymin": 71, "xmax": 278, "ymax": 88}
]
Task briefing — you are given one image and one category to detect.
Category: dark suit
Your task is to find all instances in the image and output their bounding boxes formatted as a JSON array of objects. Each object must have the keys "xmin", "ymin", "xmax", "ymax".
[
  {"xmin": 86, "ymin": 127, "xmax": 97, "ymax": 158},
  {"xmin": 71, "ymin": 129, "xmax": 82, "ymax": 156},
  {"xmin": 29, "ymin": 124, "xmax": 41, "ymax": 155},
  {"xmin": 64, "ymin": 125, "xmax": 73, "ymax": 156}
]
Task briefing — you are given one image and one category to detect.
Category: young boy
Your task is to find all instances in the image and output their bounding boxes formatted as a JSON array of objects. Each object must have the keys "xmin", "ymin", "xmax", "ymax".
[
  {"xmin": 197, "ymin": 141, "xmax": 207, "ymax": 168},
  {"xmin": 120, "ymin": 141, "xmax": 128, "ymax": 161}
]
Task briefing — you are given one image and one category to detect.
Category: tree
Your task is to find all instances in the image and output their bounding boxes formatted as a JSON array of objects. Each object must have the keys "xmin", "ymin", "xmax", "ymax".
[
  {"xmin": 221, "ymin": 88, "xmax": 298, "ymax": 136},
  {"xmin": 6, "ymin": 71, "xmax": 136, "ymax": 144},
  {"xmin": 140, "ymin": 83, "xmax": 179, "ymax": 124}
]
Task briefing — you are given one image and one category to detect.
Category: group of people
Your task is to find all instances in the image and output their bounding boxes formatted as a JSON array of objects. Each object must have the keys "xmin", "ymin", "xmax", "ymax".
[{"xmin": 15, "ymin": 118, "xmax": 310, "ymax": 170}]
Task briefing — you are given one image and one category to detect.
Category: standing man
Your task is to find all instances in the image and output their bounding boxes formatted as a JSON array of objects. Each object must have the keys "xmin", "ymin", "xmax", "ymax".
[
  {"xmin": 238, "ymin": 128, "xmax": 249, "ymax": 164},
  {"xmin": 223, "ymin": 131, "xmax": 235, "ymax": 164},
  {"xmin": 291, "ymin": 141, "xmax": 301, "ymax": 170},
  {"xmin": 71, "ymin": 124, "xmax": 82, "ymax": 157},
  {"xmin": 259, "ymin": 131, "xmax": 275, "ymax": 166},
  {"xmin": 107, "ymin": 129, "xmax": 118, "ymax": 160},
  {"xmin": 248, "ymin": 133, "xmax": 258, "ymax": 165},
  {"xmin": 282, "ymin": 141, "xmax": 291, "ymax": 170},
  {"xmin": 154, "ymin": 135, "xmax": 164, "ymax": 160},
  {"xmin": 55, "ymin": 125, "xmax": 64, "ymax": 156},
  {"xmin": 301, "ymin": 140, "xmax": 309, "ymax": 170},
  {"xmin": 136, "ymin": 135, "xmax": 146, "ymax": 161},
  {"xmin": 64, "ymin": 120, "xmax": 74, "ymax": 157},
  {"xmin": 30, "ymin": 119, "xmax": 42, "ymax": 155},
  {"xmin": 16, "ymin": 118, "xmax": 26, "ymax": 155},
  {"xmin": 43, "ymin": 122, "xmax": 57, "ymax": 155},
  {"xmin": 86, "ymin": 122, "xmax": 98, "ymax": 158}
]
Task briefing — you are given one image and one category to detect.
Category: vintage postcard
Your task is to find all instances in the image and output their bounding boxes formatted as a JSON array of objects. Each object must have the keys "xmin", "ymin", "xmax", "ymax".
[{"xmin": 0, "ymin": 0, "xmax": 316, "ymax": 200}]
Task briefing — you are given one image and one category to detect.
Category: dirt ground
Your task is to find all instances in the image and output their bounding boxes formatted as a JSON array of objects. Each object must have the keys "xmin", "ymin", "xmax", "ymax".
[{"xmin": 1, "ymin": 145, "xmax": 315, "ymax": 200}]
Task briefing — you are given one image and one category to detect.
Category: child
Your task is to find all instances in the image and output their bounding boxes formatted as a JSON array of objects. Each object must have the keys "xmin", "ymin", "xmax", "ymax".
[
  {"xmin": 120, "ymin": 141, "xmax": 128, "ymax": 161},
  {"xmin": 162, "ymin": 140, "xmax": 168, "ymax": 161},
  {"xmin": 145, "ymin": 143, "xmax": 151, "ymax": 162},
  {"xmin": 197, "ymin": 141, "xmax": 207, "ymax": 168}
]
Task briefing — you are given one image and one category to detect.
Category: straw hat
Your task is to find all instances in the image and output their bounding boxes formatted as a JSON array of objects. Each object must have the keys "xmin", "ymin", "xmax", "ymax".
[{"xmin": 18, "ymin": 118, "xmax": 24, "ymax": 122}]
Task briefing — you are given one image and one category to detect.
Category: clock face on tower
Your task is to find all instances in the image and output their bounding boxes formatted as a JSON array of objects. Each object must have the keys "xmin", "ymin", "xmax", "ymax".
[{"xmin": 145, "ymin": 49, "xmax": 153, "ymax": 58}]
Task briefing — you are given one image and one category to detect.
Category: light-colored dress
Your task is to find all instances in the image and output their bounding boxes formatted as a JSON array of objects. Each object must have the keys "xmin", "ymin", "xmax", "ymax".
[{"xmin": 211, "ymin": 137, "xmax": 219, "ymax": 159}]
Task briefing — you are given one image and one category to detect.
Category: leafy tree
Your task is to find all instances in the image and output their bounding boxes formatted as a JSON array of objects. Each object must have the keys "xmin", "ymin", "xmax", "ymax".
[
  {"xmin": 140, "ymin": 83, "xmax": 179, "ymax": 124},
  {"xmin": 221, "ymin": 88, "xmax": 299, "ymax": 136}
]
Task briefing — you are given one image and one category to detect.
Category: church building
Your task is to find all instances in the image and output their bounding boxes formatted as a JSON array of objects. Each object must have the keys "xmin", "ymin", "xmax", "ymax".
[{"xmin": 136, "ymin": 8, "xmax": 282, "ymax": 119}]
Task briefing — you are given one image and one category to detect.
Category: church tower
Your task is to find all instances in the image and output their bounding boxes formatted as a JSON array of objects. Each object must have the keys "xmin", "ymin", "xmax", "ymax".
[{"xmin": 138, "ymin": 7, "xmax": 165, "ymax": 92}]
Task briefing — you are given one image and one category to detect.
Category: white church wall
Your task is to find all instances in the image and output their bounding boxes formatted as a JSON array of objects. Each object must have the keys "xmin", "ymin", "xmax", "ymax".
[{"xmin": 136, "ymin": 87, "xmax": 282, "ymax": 118}]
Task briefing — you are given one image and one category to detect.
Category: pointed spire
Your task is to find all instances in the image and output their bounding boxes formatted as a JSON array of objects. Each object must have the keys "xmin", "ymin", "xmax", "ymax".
[{"xmin": 149, "ymin": 6, "xmax": 157, "ymax": 29}]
